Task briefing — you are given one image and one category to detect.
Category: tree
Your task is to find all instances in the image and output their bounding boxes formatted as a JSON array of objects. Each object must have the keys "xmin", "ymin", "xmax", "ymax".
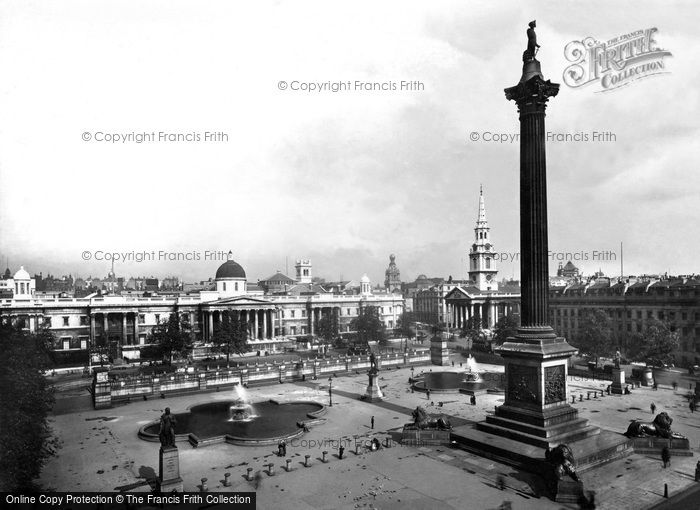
[
  {"xmin": 573, "ymin": 309, "xmax": 614, "ymax": 368},
  {"xmin": 317, "ymin": 313, "xmax": 340, "ymax": 346},
  {"xmin": 458, "ymin": 317, "xmax": 490, "ymax": 351},
  {"xmin": 627, "ymin": 319, "xmax": 680, "ymax": 365},
  {"xmin": 211, "ymin": 313, "xmax": 249, "ymax": 362},
  {"xmin": 493, "ymin": 313, "xmax": 520, "ymax": 346},
  {"xmin": 0, "ymin": 323, "xmax": 59, "ymax": 490},
  {"xmin": 148, "ymin": 313, "xmax": 193, "ymax": 365},
  {"xmin": 350, "ymin": 306, "xmax": 386, "ymax": 345},
  {"xmin": 396, "ymin": 311, "xmax": 417, "ymax": 341}
]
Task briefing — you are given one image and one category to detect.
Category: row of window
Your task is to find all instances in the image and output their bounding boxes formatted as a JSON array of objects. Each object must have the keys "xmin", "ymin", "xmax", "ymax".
[{"xmin": 554, "ymin": 307, "xmax": 699, "ymax": 322}]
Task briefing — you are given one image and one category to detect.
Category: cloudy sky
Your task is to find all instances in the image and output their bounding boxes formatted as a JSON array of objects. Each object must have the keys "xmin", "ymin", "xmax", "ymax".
[{"xmin": 0, "ymin": 0, "xmax": 697, "ymax": 285}]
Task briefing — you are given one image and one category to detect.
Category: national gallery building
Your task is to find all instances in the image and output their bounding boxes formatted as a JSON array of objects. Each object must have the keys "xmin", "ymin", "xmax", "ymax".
[{"xmin": 0, "ymin": 258, "xmax": 404, "ymax": 360}]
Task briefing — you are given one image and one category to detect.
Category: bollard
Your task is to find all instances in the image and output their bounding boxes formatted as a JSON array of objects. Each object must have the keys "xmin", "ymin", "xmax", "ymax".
[
  {"xmin": 587, "ymin": 392, "xmax": 590, "ymax": 400},
  {"xmin": 322, "ymin": 450, "xmax": 328, "ymax": 463},
  {"xmin": 247, "ymin": 467, "xmax": 253, "ymax": 481},
  {"xmin": 304, "ymin": 455, "xmax": 311, "ymax": 467},
  {"xmin": 356, "ymin": 443, "xmax": 362, "ymax": 455},
  {"xmin": 200, "ymin": 478, "xmax": 208, "ymax": 492},
  {"xmin": 571, "ymin": 395, "xmax": 576, "ymax": 404},
  {"xmin": 694, "ymin": 461, "xmax": 700, "ymax": 481},
  {"xmin": 385, "ymin": 437, "xmax": 391, "ymax": 448},
  {"xmin": 286, "ymin": 459, "xmax": 292, "ymax": 472},
  {"xmin": 579, "ymin": 394, "xmax": 583, "ymax": 402},
  {"xmin": 268, "ymin": 463, "xmax": 275, "ymax": 476},
  {"xmin": 664, "ymin": 483, "xmax": 668, "ymax": 498},
  {"xmin": 223, "ymin": 472, "xmax": 231, "ymax": 487}
]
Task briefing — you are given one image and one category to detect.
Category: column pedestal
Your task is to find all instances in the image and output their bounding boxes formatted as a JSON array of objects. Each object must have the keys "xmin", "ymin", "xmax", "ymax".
[
  {"xmin": 157, "ymin": 446, "xmax": 183, "ymax": 492},
  {"xmin": 610, "ymin": 369, "xmax": 625, "ymax": 395},
  {"xmin": 364, "ymin": 370, "xmax": 383, "ymax": 402}
]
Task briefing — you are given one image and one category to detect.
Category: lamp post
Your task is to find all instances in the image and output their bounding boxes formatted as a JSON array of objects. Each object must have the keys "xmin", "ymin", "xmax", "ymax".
[{"xmin": 328, "ymin": 377, "xmax": 333, "ymax": 407}]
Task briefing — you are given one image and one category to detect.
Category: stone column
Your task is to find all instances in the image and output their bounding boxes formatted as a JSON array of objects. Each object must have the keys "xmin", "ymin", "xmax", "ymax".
[
  {"xmin": 309, "ymin": 307, "xmax": 315, "ymax": 336},
  {"xmin": 207, "ymin": 312, "xmax": 214, "ymax": 342},
  {"xmin": 253, "ymin": 309, "xmax": 259, "ymax": 340},
  {"xmin": 103, "ymin": 313, "xmax": 109, "ymax": 342},
  {"xmin": 122, "ymin": 313, "xmax": 128, "ymax": 345},
  {"xmin": 262, "ymin": 310, "xmax": 267, "ymax": 339},
  {"xmin": 90, "ymin": 314, "xmax": 96, "ymax": 345}
]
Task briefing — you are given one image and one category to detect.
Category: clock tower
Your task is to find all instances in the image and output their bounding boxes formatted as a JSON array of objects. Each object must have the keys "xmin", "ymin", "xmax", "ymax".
[{"xmin": 468, "ymin": 186, "xmax": 498, "ymax": 291}]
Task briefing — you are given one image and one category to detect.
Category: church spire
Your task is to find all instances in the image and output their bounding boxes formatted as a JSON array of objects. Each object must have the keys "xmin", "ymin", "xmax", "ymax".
[{"xmin": 477, "ymin": 184, "xmax": 488, "ymax": 225}]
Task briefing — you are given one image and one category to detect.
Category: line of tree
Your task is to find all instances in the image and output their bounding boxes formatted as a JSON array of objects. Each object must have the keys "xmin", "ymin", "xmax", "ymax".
[
  {"xmin": 492, "ymin": 313, "xmax": 521, "ymax": 347},
  {"xmin": 147, "ymin": 313, "xmax": 193, "ymax": 365},
  {"xmin": 211, "ymin": 312, "xmax": 250, "ymax": 362},
  {"xmin": 350, "ymin": 306, "xmax": 386, "ymax": 345},
  {"xmin": 317, "ymin": 313, "xmax": 341, "ymax": 347},
  {"xmin": 626, "ymin": 319, "xmax": 680, "ymax": 366},
  {"xmin": 572, "ymin": 309, "xmax": 679, "ymax": 368},
  {"xmin": 573, "ymin": 309, "xmax": 614, "ymax": 368},
  {"xmin": 0, "ymin": 323, "xmax": 59, "ymax": 490}
]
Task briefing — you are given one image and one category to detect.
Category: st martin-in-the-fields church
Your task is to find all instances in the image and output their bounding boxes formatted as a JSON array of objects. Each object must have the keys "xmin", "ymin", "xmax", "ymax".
[{"xmin": 444, "ymin": 187, "xmax": 520, "ymax": 331}]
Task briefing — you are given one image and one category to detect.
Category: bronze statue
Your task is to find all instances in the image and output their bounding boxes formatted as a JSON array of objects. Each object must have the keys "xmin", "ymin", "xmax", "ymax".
[
  {"xmin": 410, "ymin": 405, "xmax": 451, "ymax": 430},
  {"xmin": 625, "ymin": 411, "xmax": 686, "ymax": 439},
  {"xmin": 524, "ymin": 20, "xmax": 540, "ymax": 61},
  {"xmin": 159, "ymin": 407, "xmax": 177, "ymax": 447},
  {"xmin": 545, "ymin": 444, "xmax": 580, "ymax": 483},
  {"xmin": 369, "ymin": 352, "xmax": 378, "ymax": 373}
]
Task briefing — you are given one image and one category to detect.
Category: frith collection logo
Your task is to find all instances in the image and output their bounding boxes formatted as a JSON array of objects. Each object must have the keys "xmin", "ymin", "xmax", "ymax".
[{"xmin": 563, "ymin": 28, "xmax": 672, "ymax": 92}]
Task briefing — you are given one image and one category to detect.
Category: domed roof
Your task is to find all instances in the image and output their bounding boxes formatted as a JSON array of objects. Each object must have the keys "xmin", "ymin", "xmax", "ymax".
[
  {"xmin": 215, "ymin": 260, "xmax": 246, "ymax": 279},
  {"xmin": 14, "ymin": 266, "xmax": 30, "ymax": 280},
  {"xmin": 360, "ymin": 274, "xmax": 371, "ymax": 283}
]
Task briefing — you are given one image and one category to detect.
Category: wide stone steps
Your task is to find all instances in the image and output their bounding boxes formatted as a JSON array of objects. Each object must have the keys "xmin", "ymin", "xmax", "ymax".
[
  {"xmin": 484, "ymin": 414, "xmax": 592, "ymax": 438},
  {"xmin": 476, "ymin": 420, "xmax": 600, "ymax": 448}
]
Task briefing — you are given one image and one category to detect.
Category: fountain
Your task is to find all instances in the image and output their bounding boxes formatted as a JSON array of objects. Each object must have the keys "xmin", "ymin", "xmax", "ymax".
[
  {"xmin": 228, "ymin": 384, "xmax": 257, "ymax": 422},
  {"xmin": 138, "ymin": 381, "xmax": 326, "ymax": 447},
  {"xmin": 411, "ymin": 358, "xmax": 502, "ymax": 395},
  {"xmin": 228, "ymin": 398, "xmax": 256, "ymax": 422}
]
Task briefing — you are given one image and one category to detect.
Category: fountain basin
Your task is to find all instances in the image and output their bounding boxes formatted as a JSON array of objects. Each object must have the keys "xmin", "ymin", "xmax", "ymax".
[
  {"xmin": 412, "ymin": 371, "xmax": 504, "ymax": 395},
  {"xmin": 138, "ymin": 399, "xmax": 326, "ymax": 447}
]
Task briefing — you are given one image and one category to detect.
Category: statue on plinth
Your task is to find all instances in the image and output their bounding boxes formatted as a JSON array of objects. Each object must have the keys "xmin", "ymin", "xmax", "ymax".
[
  {"xmin": 625, "ymin": 411, "xmax": 687, "ymax": 439},
  {"xmin": 409, "ymin": 405, "xmax": 451, "ymax": 430},
  {"xmin": 159, "ymin": 407, "xmax": 177, "ymax": 447},
  {"xmin": 523, "ymin": 20, "xmax": 540, "ymax": 61}
]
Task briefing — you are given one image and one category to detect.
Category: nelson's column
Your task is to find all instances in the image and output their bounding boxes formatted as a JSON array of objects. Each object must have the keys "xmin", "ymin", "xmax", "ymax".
[{"xmin": 451, "ymin": 21, "xmax": 632, "ymax": 503}]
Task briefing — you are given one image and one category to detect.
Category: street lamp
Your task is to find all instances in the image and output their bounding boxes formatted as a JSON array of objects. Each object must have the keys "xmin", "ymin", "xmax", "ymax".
[{"xmin": 328, "ymin": 377, "xmax": 333, "ymax": 407}]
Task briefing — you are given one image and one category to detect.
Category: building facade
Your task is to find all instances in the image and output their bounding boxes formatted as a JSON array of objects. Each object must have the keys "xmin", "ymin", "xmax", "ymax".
[
  {"xmin": 0, "ymin": 258, "xmax": 404, "ymax": 361},
  {"xmin": 549, "ymin": 275, "xmax": 700, "ymax": 366}
]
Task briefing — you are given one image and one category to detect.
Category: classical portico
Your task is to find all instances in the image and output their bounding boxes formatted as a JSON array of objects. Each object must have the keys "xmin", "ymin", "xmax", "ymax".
[{"xmin": 202, "ymin": 298, "xmax": 279, "ymax": 343}]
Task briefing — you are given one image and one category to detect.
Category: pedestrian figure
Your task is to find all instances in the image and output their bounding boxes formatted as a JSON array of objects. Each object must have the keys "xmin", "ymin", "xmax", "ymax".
[
  {"xmin": 653, "ymin": 382, "xmax": 658, "ymax": 391},
  {"xmin": 253, "ymin": 470, "xmax": 263, "ymax": 490},
  {"xmin": 470, "ymin": 395, "xmax": 476, "ymax": 405},
  {"xmin": 339, "ymin": 445, "xmax": 344, "ymax": 459},
  {"xmin": 624, "ymin": 385, "xmax": 631, "ymax": 395},
  {"xmin": 690, "ymin": 400, "xmax": 696, "ymax": 413},
  {"xmin": 452, "ymin": 360, "xmax": 454, "ymax": 367},
  {"xmin": 651, "ymin": 402, "xmax": 656, "ymax": 415},
  {"xmin": 672, "ymin": 381, "xmax": 678, "ymax": 391},
  {"xmin": 661, "ymin": 446, "xmax": 671, "ymax": 468},
  {"xmin": 426, "ymin": 389, "xmax": 431, "ymax": 400},
  {"xmin": 282, "ymin": 440, "xmax": 287, "ymax": 457},
  {"xmin": 370, "ymin": 416, "xmax": 375, "ymax": 429}
]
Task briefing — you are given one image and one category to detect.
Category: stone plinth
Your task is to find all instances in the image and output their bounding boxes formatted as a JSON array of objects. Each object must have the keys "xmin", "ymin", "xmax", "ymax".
[
  {"xmin": 430, "ymin": 338, "xmax": 450, "ymax": 366},
  {"xmin": 631, "ymin": 436, "xmax": 693, "ymax": 456},
  {"xmin": 364, "ymin": 371, "xmax": 383, "ymax": 402},
  {"xmin": 552, "ymin": 479, "xmax": 585, "ymax": 504},
  {"xmin": 157, "ymin": 446, "xmax": 183, "ymax": 492},
  {"xmin": 402, "ymin": 426, "xmax": 451, "ymax": 446},
  {"xmin": 610, "ymin": 369, "xmax": 625, "ymax": 394}
]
